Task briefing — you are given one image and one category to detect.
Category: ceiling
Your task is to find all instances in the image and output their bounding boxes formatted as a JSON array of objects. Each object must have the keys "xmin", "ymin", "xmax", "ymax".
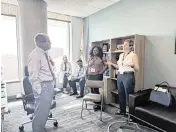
[{"xmin": 1, "ymin": 0, "xmax": 121, "ymax": 17}]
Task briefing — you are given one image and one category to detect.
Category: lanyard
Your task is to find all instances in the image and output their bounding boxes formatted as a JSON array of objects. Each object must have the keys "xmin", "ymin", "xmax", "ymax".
[{"xmin": 122, "ymin": 51, "xmax": 131, "ymax": 66}]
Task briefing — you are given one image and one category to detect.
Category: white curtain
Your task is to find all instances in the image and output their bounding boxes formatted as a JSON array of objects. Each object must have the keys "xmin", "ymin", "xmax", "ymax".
[
  {"xmin": 83, "ymin": 17, "xmax": 90, "ymax": 63},
  {"xmin": 70, "ymin": 17, "xmax": 84, "ymax": 72}
]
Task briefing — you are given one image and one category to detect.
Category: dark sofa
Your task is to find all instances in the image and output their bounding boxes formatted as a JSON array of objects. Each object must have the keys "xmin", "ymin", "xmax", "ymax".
[{"xmin": 129, "ymin": 88, "xmax": 176, "ymax": 132}]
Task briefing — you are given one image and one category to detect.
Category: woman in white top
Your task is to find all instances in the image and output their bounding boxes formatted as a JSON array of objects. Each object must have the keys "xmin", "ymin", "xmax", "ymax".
[
  {"xmin": 59, "ymin": 55, "xmax": 72, "ymax": 93},
  {"xmin": 107, "ymin": 39, "xmax": 139, "ymax": 115}
]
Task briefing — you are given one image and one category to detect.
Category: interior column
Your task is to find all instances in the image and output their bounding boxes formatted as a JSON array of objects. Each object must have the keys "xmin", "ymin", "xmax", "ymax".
[{"xmin": 17, "ymin": 0, "xmax": 47, "ymax": 78}]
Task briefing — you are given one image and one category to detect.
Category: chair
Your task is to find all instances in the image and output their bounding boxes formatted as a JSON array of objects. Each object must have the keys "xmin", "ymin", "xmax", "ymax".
[
  {"xmin": 18, "ymin": 66, "xmax": 58, "ymax": 131},
  {"xmin": 81, "ymin": 80, "xmax": 104, "ymax": 121}
]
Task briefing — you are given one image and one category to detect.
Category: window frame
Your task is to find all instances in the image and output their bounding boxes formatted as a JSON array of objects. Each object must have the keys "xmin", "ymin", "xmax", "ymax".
[
  {"xmin": 0, "ymin": 15, "xmax": 71, "ymax": 82},
  {"xmin": 1, "ymin": 14, "xmax": 20, "ymax": 82},
  {"xmin": 47, "ymin": 18, "xmax": 71, "ymax": 61}
]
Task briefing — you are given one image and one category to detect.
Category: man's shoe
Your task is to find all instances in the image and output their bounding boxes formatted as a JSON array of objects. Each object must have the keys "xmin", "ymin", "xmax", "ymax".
[
  {"xmin": 115, "ymin": 111, "xmax": 127, "ymax": 116},
  {"xmin": 93, "ymin": 105, "xmax": 101, "ymax": 111},
  {"xmin": 76, "ymin": 95, "xmax": 83, "ymax": 98},
  {"xmin": 63, "ymin": 88, "xmax": 69, "ymax": 94},
  {"xmin": 70, "ymin": 92, "xmax": 78, "ymax": 96}
]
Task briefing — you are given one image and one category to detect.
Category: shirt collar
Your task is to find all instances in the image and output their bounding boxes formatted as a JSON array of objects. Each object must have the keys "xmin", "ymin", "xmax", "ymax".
[{"xmin": 36, "ymin": 47, "xmax": 48, "ymax": 54}]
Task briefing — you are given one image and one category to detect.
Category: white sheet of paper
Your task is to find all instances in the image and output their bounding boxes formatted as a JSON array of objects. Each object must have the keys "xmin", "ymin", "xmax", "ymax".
[
  {"xmin": 119, "ymin": 67, "xmax": 124, "ymax": 74},
  {"xmin": 154, "ymin": 87, "xmax": 168, "ymax": 92},
  {"xmin": 90, "ymin": 68, "xmax": 96, "ymax": 72}
]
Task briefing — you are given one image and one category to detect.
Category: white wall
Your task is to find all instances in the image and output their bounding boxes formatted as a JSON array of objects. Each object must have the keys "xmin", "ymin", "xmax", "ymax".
[
  {"xmin": 70, "ymin": 17, "xmax": 83, "ymax": 72},
  {"xmin": 85, "ymin": 0, "xmax": 176, "ymax": 88},
  {"xmin": 6, "ymin": 82, "xmax": 23, "ymax": 99}
]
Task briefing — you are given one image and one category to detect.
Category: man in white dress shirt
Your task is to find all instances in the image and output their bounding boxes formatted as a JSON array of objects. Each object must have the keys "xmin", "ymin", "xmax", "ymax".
[
  {"xmin": 69, "ymin": 59, "xmax": 86, "ymax": 98},
  {"xmin": 28, "ymin": 33, "xmax": 55, "ymax": 132}
]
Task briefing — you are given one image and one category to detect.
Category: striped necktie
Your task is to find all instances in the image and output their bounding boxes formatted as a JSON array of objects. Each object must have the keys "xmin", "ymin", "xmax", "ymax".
[{"xmin": 44, "ymin": 53, "xmax": 55, "ymax": 80}]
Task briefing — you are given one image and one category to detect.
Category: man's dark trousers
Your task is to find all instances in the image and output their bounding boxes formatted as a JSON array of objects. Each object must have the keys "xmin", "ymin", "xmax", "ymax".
[
  {"xmin": 63, "ymin": 74, "xmax": 69, "ymax": 88},
  {"xmin": 69, "ymin": 78, "xmax": 85, "ymax": 96}
]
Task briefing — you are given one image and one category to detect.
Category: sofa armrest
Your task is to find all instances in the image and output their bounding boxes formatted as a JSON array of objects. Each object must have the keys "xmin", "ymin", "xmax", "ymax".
[
  {"xmin": 129, "ymin": 88, "xmax": 152, "ymax": 114},
  {"xmin": 16, "ymin": 93, "xmax": 24, "ymax": 99}
]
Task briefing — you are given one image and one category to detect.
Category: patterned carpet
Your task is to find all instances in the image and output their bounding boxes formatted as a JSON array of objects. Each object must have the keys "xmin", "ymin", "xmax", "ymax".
[
  {"xmin": 4, "ymin": 93, "xmax": 127, "ymax": 132},
  {"xmin": 3, "ymin": 93, "xmax": 158, "ymax": 132}
]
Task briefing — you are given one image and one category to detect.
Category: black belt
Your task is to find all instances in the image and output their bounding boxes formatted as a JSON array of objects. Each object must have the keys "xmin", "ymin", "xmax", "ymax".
[
  {"xmin": 41, "ymin": 80, "xmax": 53, "ymax": 83},
  {"xmin": 118, "ymin": 71, "xmax": 134, "ymax": 74}
]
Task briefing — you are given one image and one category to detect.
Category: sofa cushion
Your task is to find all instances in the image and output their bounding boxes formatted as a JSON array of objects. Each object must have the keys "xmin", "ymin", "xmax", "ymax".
[
  {"xmin": 135, "ymin": 103, "xmax": 176, "ymax": 132},
  {"xmin": 83, "ymin": 93, "xmax": 101, "ymax": 102}
]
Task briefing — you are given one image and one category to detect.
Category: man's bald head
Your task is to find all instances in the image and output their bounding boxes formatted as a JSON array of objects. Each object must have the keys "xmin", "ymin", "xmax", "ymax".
[{"xmin": 34, "ymin": 33, "xmax": 51, "ymax": 51}]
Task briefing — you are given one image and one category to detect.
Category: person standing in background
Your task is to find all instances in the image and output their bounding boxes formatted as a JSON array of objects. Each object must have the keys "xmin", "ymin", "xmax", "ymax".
[
  {"xmin": 59, "ymin": 55, "xmax": 72, "ymax": 93},
  {"xmin": 28, "ymin": 33, "xmax": 55, "ymax": 132},
  {"xmin": 87, "ymin": 46, "xmax": 107, "ymax": 111},
  {"xmin": 107, "ymin": 39, "xmax": 139, "ymax": 116}
]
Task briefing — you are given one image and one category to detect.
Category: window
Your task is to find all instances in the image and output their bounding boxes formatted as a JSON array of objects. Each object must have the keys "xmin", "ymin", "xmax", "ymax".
[
  {"xmin": 48, "ymin": 19, "xmax": 70, "ymax": 73},
  {"xmin": 1, "ymin": 15, "xmax": 19, "ymax": 81}
]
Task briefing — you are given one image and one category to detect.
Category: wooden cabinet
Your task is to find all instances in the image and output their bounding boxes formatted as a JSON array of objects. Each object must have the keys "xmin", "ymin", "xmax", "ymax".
[{"xmin": 91, "ymin": 34, "xmax": 145, "ymax": 106}]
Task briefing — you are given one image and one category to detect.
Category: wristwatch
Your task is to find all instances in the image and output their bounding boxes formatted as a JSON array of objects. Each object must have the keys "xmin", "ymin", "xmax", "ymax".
[{"xmin": 131, "ymin": 65, "xmax": 134, "ymax": 68}]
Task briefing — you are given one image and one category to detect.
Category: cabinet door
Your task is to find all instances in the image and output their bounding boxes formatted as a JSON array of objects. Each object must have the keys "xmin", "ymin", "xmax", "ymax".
[{"xmin": 134, "ymin": 35, "xmax": 145, "ymax": 92}]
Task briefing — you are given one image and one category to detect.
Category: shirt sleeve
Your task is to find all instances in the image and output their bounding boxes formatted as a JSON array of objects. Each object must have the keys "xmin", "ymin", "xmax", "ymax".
[
  {"xmin": 102, "ymin": 56, "xmax": 107, "ymax": 63},
  {"xmin": 132, "ymin": 53, "xmax": 139, "ymax": 71},
  {"xmin": 117, "ymin": 53, "xmax": 123, "ymax": 65},
  {"xmin": 77, "ymin": 66, "xmax": 86, "ymax": 79},
  {"xmin": 28, "ymin": 53, "xmax": 41, "ymax": 94}
]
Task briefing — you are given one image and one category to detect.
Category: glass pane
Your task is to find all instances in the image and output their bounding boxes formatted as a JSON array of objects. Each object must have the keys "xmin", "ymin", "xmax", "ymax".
[
  {"xmin": 1, "ymin": 15, "xmax": 19, "ymax": 81},
  {"xmin": 48, "ymin": 19, "xmax": 69, "ymax": 73}
]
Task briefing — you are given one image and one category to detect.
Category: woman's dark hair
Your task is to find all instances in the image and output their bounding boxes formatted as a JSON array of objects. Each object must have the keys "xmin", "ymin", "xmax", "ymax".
[{"xmin": 89, "ymin": 46, "xmax": 103, "ymax": 58}]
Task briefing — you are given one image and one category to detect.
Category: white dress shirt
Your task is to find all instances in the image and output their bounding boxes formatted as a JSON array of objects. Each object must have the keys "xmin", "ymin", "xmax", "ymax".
[
  {"xmin": 117, "ymin": 52, "xmax": 135, "ymax": 73},
  {"xmin": 72, "ymin": 65, "xmax": 86, "ymax": 80},
  {"xmin": 28, "ymin": 47, "xmax": 54, "ymax": 93}
]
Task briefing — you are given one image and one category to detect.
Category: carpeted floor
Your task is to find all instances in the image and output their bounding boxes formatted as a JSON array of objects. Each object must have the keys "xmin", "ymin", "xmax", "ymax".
[
  {"xmin": 4, "ymin": 93, "xmax": 127, "ymax": 132},
  {"xmin": 3, "ymin": 93, "xmax": 157, "ymax": 132}
]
